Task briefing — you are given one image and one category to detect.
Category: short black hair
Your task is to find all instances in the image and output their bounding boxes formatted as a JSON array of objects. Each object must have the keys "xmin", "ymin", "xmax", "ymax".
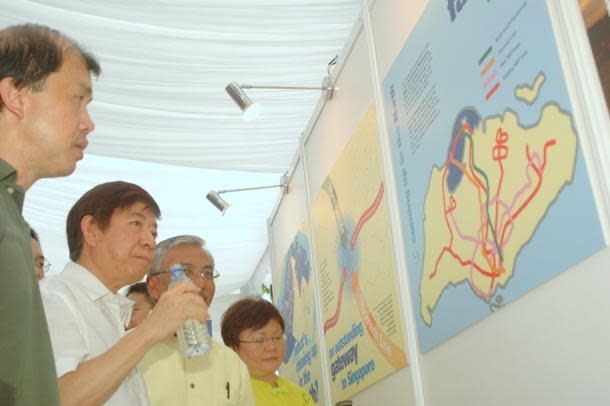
[
  {"xmin": 0, "ymin": 23, "xmax": 101, "ymax": 111},
  {"xmin": 66, "ymin": 181, "xmax": 161, "ymax": 261},
  {"xmin": 221, "ymin": 296, "xmax": 285, "ymax": 349},
  {"xmin": 126, "ymin": 282, "xmax": 155, "ymax": 307},
  {"xmin": 30, "ymin": 227, "xmax": 39, "ymax": 242}
]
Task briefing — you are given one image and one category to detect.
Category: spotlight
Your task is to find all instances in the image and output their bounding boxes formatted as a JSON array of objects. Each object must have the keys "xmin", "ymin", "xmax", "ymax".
[
  {"xmin": 206, "ymin": 191, "xmax": 230, "ymax": 215},
  {"xmin": 225, "ymin": 79, "xmax": 336, "ymax": 119},
  {"xmin": 225, "ymin": 82, "xmax": 262, "ymax": 120},
  {"xmin": 206, "ymin": 176, "xmax": 288, "ymax": 214}
]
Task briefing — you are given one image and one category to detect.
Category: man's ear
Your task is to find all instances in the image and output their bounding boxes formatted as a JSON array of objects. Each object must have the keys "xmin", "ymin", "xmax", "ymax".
[
  {"xmin": 80, "ymin": 215, "xmax": 99, "ymax": 248},
  {"xmin": 146, "ymin": 276, "xmax": 162, "ymax": 301},
  {"xmin": 0, "ymin": 77, "xmax": 25, "ymax": 119}
]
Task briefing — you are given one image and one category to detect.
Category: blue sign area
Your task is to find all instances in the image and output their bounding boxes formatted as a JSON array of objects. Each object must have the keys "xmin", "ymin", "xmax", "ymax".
[{"xmin": 383, "ymin": 0, "xmax": 606, "ymax": 352}]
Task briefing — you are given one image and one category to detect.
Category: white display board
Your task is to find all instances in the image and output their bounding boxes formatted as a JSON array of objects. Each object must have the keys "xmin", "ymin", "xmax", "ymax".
[
  {"xmin": 268, "ymin": 0, "xmax": 610, "ymax": 404},
  {"xmin": 369, "ymin": 0, "xmax": 610, "ymax": 404}
]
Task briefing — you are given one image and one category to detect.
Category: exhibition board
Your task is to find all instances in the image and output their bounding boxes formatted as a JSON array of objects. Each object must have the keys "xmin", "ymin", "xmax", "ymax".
[{"xmin": 267, "ymin": 0, "xmax": 610, "ymax": 404}]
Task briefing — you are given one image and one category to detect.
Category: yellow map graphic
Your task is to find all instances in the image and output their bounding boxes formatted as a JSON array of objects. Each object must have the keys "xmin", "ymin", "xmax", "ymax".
[
  {"xmin": 515, "ymin": 72, "xmax": 546, "ymax": 104},
  {"xmin": 311, "ymin": 105, "xmax": 407, "ymax": 400},
  {"xmin": 420, "ymin": 78, "xmax": 577, "ymax": 325}
]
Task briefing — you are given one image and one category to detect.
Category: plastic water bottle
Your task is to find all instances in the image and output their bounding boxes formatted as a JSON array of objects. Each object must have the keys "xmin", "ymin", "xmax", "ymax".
[{"xmin": 168, "ymin": 264, "xmax": 211, "ymax": 358}]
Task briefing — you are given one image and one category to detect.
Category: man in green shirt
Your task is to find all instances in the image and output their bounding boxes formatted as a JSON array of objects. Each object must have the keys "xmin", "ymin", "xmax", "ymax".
[{"xmin": 0, "ymin": 24, "xmax": 100, "ymax": 405}]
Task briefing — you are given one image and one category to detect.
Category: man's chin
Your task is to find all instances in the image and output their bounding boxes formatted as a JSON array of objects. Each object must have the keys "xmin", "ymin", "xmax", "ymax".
[
  {"xmin": 202, "ymin": 294, "xmax": 213, "ymax": 307},
  {"xmin": 46, "ymin": 160, "xmax": 78, "ymax": 179},
  {"xmin": 124, "ymin": 268, "xmax": 150, "ymax": 287}
]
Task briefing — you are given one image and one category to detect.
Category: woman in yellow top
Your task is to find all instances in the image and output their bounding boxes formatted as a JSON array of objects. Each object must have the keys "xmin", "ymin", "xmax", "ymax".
[{"xmin": 221, "ymin": 296, "xmax": 315, "ymax": 405}]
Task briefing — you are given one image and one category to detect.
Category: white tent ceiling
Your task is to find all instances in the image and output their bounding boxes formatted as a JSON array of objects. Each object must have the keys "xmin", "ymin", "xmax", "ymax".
[{"xmin": 2, "ymin": 0, "xmax": 361, "ymax": 297}]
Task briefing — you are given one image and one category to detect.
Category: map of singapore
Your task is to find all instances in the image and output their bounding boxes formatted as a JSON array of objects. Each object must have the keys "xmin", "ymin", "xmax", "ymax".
[
  {"xmin": 383, "ymin": 0, "xmax": 605, "ymax": 352},
  {"xmin": 420, "ymin": 74, "xmax": 576, "ymax": 325}
]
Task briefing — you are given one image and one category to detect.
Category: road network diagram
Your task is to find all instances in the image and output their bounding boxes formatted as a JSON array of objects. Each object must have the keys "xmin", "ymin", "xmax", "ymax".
[{"xmin": 383, "ymin": 0, "xmax": 605, "ymax": 351}]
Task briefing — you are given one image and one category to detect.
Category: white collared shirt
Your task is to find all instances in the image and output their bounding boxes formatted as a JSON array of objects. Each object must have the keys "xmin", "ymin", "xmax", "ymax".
[{"xmin": 40, "ymin": 262, "xmax": 149, "ymax": 405}]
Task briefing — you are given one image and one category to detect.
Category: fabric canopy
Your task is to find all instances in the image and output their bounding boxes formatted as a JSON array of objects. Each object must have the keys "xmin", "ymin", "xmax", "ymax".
[{"xmin": 2, "ymin": 0, "xmax": 360, "ymax": 297}]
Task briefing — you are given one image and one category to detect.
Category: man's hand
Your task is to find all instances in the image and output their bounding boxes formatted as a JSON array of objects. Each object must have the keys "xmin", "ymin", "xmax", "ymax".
[{"xmin": 140, "ymin": 281, "xmax": 209, "ymax": 343}]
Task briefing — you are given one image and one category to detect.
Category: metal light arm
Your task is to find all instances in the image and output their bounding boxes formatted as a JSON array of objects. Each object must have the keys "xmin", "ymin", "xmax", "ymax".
[
  {"xmin": 216, "ymin": 183, "xmax": 287, "ymax": 195},
  {"xmin": 239, "ymin": 84, "xmax": 334, "ymax": 91},
  {"xmin": 239, "ymin": 75, "xmax": 336, "ymax": 100},
  {"xmin": 206, "ymin": 176, "xmax": 288, "ymax": 215}
]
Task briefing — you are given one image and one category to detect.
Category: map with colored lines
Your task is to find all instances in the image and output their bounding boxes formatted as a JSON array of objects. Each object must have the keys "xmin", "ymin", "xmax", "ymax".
[
  {"xmin": 383, "ymin": 0, "xmax": 605, "ymax": 352},
  {"xmin": 275, "ymin": 225, "xmax": 326, "ymax": 404},
  {"xmin": 311, "ymin": 106, "xmax": 407, "ymax": 401},
  {"xmin": 421, "ymin": 86, "xmax": 576, "ymax": 326}
]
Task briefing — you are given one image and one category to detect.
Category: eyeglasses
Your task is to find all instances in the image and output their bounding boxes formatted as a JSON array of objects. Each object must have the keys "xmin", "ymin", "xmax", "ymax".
[
  {"xmin": 35, "ymin": 257, "xmax": 51, "ymax": 273},
  {"xmin": 149, "ymin": 263, "xmax": 220, "ymax": 281},
  {"xmin": 239, "ymin": 334, "xmax": 286, "ymax": 346}
]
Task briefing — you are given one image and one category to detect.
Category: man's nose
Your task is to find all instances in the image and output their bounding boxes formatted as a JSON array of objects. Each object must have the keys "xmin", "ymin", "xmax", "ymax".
[
  {"xmin": 80, "ymin": 109, "xmax": 95, "ymax": 135},
  {"xmin": 141, "ymin": 229, "xmax": 156, "ymax": 248}
]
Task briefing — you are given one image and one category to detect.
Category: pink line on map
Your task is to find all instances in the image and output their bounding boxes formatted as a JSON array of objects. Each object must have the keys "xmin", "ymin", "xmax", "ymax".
[
  {"xmin": 483, "ymin": 70, "xmax": 498, "ymax": 88},
  {"xmin": 443, "ymin": 150, "xmax": 545, "ymax": 299}
]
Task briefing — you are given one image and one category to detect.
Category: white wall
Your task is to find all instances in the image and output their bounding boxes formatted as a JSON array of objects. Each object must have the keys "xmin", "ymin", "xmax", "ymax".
[{"xmin": 270, "ymin": 12, "xmax": 418, "ymax": 405}]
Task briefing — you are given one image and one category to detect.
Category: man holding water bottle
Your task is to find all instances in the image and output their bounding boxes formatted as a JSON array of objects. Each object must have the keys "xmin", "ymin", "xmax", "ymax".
[
  {"xmin": 40, "ymin": 182, "xmax": 209, "ymax": 406},
  {"xmin": 141, "ymin": 235, "xmax": 255, "ymax": 405}
]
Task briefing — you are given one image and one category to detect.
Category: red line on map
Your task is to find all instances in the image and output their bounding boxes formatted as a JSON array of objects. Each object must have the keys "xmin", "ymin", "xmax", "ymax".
[
  {"xmin": 493, "ymin": 128, "xmax": 508, "ymax": 249},
  {"xmin": 323, "ymin": 182, "xmax": 385, "ymax": 335},
  {"xmin": 485, "ymin": 82, "xmax": 500, "ymax": 100},
  {"xmin": 350, "ymin": 183, "xmax": 385, "ymax": 250},
  {"xmin": 431, "ymin": 246, "xmax": 499, "ymax": 279},
  {"xmin": 429, "ymin": 123, "xmax": 559, "ymax": 300},
  {"xmin": 509, "ymin": 140, "xmax": 555, "ymax": 222}
]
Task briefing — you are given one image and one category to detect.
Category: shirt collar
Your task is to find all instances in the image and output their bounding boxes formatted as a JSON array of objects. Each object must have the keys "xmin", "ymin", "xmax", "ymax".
[
  {"xmin": 272, "ymin": 385, "xmax": 289, "ymax": 395},
  {"xmin": 253, "ymin": 376, "xmax": 289, "ymax": 394},
  {"xmin": 117, "ymin": 295, "xmax": 135, "ymax": 327},
  {"xmin": 0, "ymin": 158, "xmax": 25, "ymax": 210},
  {"xmin": 0, "ymin": 158, "xmax": 17, "ymax": 183},
  {"xmin": 273, "ymin": 376, "xmax": 289, "ymax": 394},
  {"xmin": 62, "ymin": 262, "xmax": 135, "ymax": 325},
  {"xmin": 63, "ymin": 262, "xmax": 112, "ymax": 301}
]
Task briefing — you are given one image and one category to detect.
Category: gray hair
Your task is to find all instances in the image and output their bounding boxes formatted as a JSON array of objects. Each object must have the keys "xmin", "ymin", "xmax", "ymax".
[{"xmin": 147, "ymin": 235, "xmax": 215, "ymax": 277}]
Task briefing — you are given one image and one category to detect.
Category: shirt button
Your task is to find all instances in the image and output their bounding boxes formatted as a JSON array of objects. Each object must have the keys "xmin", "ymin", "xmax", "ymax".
[
  {"xmin": 190, "ymin": 383, "xmax": 195, "ymax": 389},
  {"xmin": 6, "ymin": 187, "xmax": 14, "ymax": 194}
]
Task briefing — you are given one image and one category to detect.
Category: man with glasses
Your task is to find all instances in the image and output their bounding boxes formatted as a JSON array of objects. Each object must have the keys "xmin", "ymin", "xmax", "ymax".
[
  {"xmin": 30, "ymin": 227, "xmax": 50, "ymax": 280},
  {"xmin": 140, "ymin": 235, "xmax": 255, "ymax": 405}
]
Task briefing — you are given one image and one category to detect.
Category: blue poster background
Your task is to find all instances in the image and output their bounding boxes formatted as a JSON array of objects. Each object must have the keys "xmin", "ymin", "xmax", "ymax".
[{"xmin": 382, "ymin": 0, "xmax": 606, "ymax": 352}]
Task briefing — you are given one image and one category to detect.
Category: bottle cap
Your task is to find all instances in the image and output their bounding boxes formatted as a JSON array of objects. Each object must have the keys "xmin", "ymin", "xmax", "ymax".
[{"xmin": 169, "ymin": 264, "xmax": 187, "ymax": 278}]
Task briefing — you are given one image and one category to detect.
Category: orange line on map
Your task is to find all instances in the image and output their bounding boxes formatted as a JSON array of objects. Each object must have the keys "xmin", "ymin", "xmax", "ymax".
[
  {"xmin": 351, "ymin": 272, "xmax": 407, "ymax": 368},
  {"xmin": 480, "ymin": 57, "xmax": 496, "ymax": 77}
]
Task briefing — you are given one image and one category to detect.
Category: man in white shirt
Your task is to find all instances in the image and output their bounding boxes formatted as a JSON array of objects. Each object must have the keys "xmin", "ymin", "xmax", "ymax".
[
  {"xmin": 140, "ymin": 235, "xmax": 255, "ymax": 405},
  {"xmin": 41, "ymin": 181, "xmax": 209, "ymax": 406}
]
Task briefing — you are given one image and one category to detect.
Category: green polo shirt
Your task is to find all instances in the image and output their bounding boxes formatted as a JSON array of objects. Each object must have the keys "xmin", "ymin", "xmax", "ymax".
[{"xmin": 0, "ymin": 159, "xmax": 59, "ymax": 405}]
